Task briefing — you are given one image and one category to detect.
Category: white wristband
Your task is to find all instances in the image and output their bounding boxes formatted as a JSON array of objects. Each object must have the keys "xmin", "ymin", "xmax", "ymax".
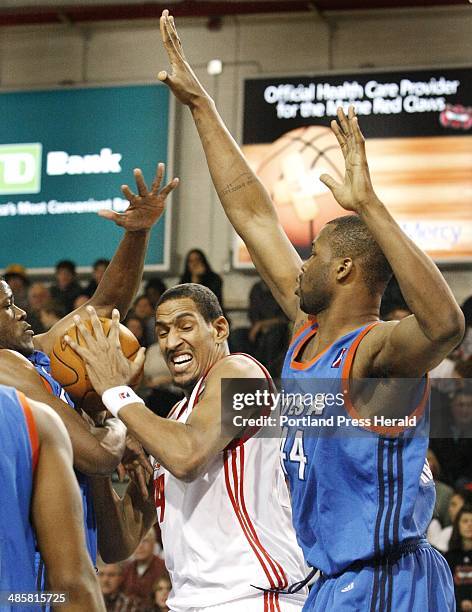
[{"xmin": 102, "ymin": 386, "xmax": 144, "ymax": 418}]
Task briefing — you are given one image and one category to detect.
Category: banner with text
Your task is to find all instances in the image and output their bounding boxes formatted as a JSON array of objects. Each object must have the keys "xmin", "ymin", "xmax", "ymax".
[
  {"xmin": 235, "ymin": 67, "xmax": 472, "ymax": 266},
  {"xmin": 0, "ymin": 84, "xmax": 171, "ymax": 272}
]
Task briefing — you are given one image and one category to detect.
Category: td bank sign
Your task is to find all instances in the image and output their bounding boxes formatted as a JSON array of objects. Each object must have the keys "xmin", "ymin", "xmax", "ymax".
[{"xmin": 0, "ymin": 143, "xmax": 122, "ymax": 195}]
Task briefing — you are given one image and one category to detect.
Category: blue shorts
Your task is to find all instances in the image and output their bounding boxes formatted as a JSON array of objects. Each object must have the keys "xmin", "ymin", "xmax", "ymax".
[{"xmin": 304, "ymin": 543, "xmax": 455, "ymax": 611}]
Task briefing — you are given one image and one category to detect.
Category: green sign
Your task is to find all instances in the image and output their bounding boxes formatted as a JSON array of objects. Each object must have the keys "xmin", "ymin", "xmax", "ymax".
[
  {"xmin": 0, "ymin": 143, "xmax": 42, "ymax": 194},
  {"xmin": 0, "ymin": 84, "xmax": 171, "ymax": 271}
]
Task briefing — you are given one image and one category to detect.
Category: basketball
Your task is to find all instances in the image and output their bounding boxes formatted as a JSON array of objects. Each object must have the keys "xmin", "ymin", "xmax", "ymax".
[
  {"xmin": 239, "ymin": 125, "xmax": 348, "ymax": 263},
  {"xmin": 50, "ymin": 317, "xmax": 141, "ymax": 405}
]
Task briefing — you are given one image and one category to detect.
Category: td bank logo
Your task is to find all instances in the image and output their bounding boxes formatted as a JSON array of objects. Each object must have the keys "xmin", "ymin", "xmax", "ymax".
[{"xmin": 0, "ymin": 143, "xmax": 42, "ymax": 195}]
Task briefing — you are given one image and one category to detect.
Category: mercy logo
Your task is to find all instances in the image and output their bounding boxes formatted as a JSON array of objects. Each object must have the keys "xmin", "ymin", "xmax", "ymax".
[{"xmin": 0, "ymin": 143, "xmax": 42, "ymax": 195}]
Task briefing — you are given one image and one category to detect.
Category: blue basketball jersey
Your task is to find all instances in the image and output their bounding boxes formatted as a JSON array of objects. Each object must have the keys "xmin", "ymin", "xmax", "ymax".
[
  {"xmin": 28, "ymin": 351, "xmax": 97, "ymax": 575},
  {"xmin": 0, "ymin": 385, "xmax": 41, "ymax": 611},
  {"xmin": 280, "ymin": 319, "xmax": 434, "ymax": 577}
]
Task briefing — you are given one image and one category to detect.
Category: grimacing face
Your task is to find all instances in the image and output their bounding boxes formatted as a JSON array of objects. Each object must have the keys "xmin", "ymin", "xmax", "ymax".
[
  {"xmin": 0, "ymin": 281, "xmax": 35, "ymax": 355},
  {"xmin": 296, "ymin": 226, "xmax": 336, "ymax": 316},
  {"xmin": 155, "ymin": 297, "xmax": 227, "ymax": 391}
]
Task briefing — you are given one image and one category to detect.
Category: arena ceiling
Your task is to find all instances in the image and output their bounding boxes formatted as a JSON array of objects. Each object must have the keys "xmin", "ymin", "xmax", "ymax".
[{"xmin": 0, "ymin": 0, "xmax": 468, "ymax": 26}]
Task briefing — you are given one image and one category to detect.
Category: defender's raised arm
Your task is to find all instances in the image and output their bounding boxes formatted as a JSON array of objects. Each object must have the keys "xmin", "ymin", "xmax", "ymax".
[{"xmin": 158, "ymin": 10, "xmax": 302, "ymax": 321}]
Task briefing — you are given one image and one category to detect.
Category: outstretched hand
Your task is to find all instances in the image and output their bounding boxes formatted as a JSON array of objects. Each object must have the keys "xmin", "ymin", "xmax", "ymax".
[
  {"xmin": 158, "ymin": 9, "xmax": 210, "ymax": 107},
  {"xmin": 320, "ymin": 106, "xmax": 380, "ymax": 213},
  {"xmin": 64, "ymin": 306, "xmax": 146, "ymax": 396},
  {"xmin": 99, "ymin": 162, "xmax": 179, "ymax": 231}
]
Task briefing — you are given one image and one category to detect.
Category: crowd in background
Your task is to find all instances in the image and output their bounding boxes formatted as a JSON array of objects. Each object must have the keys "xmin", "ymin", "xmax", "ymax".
[{"xmin": 3, "ymin": 254, "xmax": 471, "ymax": 611}]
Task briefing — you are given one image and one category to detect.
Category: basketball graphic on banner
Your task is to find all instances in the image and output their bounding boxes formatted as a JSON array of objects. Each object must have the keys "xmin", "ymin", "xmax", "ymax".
[{"xmin": 240, "ymin": 125, "xmax": 348, "ymax": 263}]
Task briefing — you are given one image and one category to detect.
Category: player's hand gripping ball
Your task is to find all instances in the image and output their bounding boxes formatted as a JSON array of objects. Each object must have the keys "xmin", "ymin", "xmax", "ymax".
[{"xmin": 50, "ymin": 317, "xmax": 141, "ymax": 406}]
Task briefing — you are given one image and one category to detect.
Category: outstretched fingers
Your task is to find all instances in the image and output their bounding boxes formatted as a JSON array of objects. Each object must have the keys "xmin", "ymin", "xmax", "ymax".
[
  {"xmin": 98, "ymin": 209, "xmax": 123, "ymax": 224},
  {"xmin": 336, "ymin": 106, "xmax": 350, "ymax": 138},
  {"xmin": 133, "ymin": 347, "xmax": 147, "ymax": 374},
  {"xmin": 168, "ymin": 15, "xmax": 184, "ymax": 55},
  {"xmin": 64, "ymin": 334, "xmax": 92, "ymax": 362},
  {"xmin": 121, "ymin": 184, "xmax": 135, "ymax": 202},
  {"xmin": 319, "ymin": 172, "xmax": 341, "ymax": 195},
  {"xmin": 160, "ymin": 10, "xmax": 183, "ymax": 64},
  {"xmin": 86, "ymin": 306, "xmax": 108, "ymax": 348},
  {"xmin": 159, "ymin": 176, "xmax": 179, "ymax": 199},
  {"xmin": 134, "ymin": 169, "xmax": 149, "ymax": 197},
  {"xmin": 108, "ymin": 308, "xmax": 122, "ymax": 352},
  {"xmin": 352, "ymin": 115, "xmax": 366, "ymax": 155},
  {"xmin": 330, "ymin": 120, "xmax": 348, "ymax": 158},
  {"xmin": 150, "ymin": 163, "xmax": 165, "ymax": 193}
]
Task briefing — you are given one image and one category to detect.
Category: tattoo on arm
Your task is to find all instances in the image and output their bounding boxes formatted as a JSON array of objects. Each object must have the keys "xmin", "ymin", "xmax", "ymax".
[{"xmin": 221, "ymin": 172, "xmax": 256, "ymax": 196}]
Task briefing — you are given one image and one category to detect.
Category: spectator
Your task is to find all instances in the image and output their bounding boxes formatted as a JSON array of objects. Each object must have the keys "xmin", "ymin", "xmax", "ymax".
[
  {"xmin": 74, "ymin": 294, "xmax": 90, "ymax": 310},
  {"xmin": 27, "ymin": 282, "xmax": 51, "ymax": 334},
  {"xmin": 430, "ymin": 389, "xmax": 472, "ymax": 487},
  {"xmin": 428, "ymin": 490, "xmax": 472, "ymax": 553},
  {"xmin": 428, "ymin": 448, "xmax": 454, "ymax": 528},
  {"xmin": 124, "ymin": 315, "xmax": 146, "ymax": 346},
  {"xmin": 98, "ymin": 561, "xmax": 144, "ymax": 612},
  {"xmin": 122, "ymin": 529, "xmax": 167, "ymax": 608},
  {"xmin": 380, "ymin": 276, "xmax": 409, "ymax": 321},
  {"xmin": 149, "ymin": 575, "xmax": 171, "ymax": 612},
  {"xmin": 84, "ymin": 258, "xmax": 110, "ymax": 297},
  {"xmin": 455, "ymin": 296, "xmax": 472, "ymax": 361},
  {"xmin": 4, "ymin": 263, "xmax": 29, "ymax": 311},
  {"xmin": 445, "ymin": 505, "xmax": 472, "ymax": 611},
  {"xmin": 50, "ymin": 260, "xmax": 83, "ymax": 313},
  {"xmin": 38, "ymin": 301, "xmax": 66, "ymax": 331},
  {"xmin": 180, "ymin": 249, "xmax": 223, "ymax": 306},
  {"xmin": 144, "ymin": 278, "xmax": 167, "ymax": 310},
  {"xmin": 230, "ymin": 280, "xmax": 289, "ymax": 377},
  {"xmin": 131, "ymin": 295, "xmax": 155, "ymax": 347}
]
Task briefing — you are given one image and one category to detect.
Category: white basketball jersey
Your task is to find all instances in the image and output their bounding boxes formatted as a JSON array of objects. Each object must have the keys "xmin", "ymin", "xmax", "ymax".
[{"xmin": 152, "ymin": 354, "xmax": 307, "ymax": 611}]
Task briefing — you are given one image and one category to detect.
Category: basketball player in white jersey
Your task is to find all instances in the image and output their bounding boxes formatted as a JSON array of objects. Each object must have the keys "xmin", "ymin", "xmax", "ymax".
[{"xmin": 65, "ymin": 284, "xmax": 308, "ymax": 612}]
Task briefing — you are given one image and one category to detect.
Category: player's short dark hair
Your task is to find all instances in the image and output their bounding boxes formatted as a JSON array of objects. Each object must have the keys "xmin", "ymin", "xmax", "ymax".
[
  {"xmin": 326, "ymin": 215, "xmax": 392, "ymax": 295},
  {"xmin": 157, "ymin": 283, "xmax": 223, "ymax": 323}
]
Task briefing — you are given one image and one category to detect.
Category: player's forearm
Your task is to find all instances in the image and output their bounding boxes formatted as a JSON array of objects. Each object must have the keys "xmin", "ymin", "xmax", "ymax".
[
  {"xmin": 359, "ymin": 197, "xmax": 464, "ymax": 343},
  {"xmin": 48, "ymin": 565, "xmax": 105, "ymax": 612},
  {"xmin": 90, "ymin": 229, "xmax": 150, "ymax": 318},
  {"xmin": 92, "ymin": 477, "xmax": 155, "ymax": 563},
  {"xmin": 88, "ymin": 418, "xmax": 127, "ymax": 475},
  {"xmin": 18, "ymin": 386, "xmax": 121, "ymax": 476},
  {"xmin": 190, "ymin": 96, "xmax": 279, "ymax": 231},
  {"xmin": 118, "ymin": 403, "xmax": 204, "ymax": 482}
]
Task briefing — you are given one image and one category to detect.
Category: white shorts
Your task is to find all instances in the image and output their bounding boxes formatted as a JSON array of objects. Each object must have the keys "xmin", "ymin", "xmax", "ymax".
[{"xmin": 179, "ymin": 593, "xmax": 305, "ymax": 612}]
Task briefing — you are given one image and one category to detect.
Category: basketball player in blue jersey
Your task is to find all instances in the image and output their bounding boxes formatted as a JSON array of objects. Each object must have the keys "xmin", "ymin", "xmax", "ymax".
[
  {"xmin": 0, "ymin": 164, "xmax": 178, "ymax": 586},
  {"xmin": 0, "ymin": 384, "xmax": 105, "ymax": 611},
  {"xmin": 155, "ymin": 11, "xmax": 464, "ymax": 610}
]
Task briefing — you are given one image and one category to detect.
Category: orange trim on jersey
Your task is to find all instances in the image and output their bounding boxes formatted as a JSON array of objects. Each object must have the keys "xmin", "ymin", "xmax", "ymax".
[
  {"xmin": 17, "ymin": 390, "xmax": 39, "ymax": 473},
  {"xmin": 290, "ymin": 325, "xmax": 335, "ymax": 371},
  {"xmin": 39, "ymin": 375, "xmax": 53, "ymax": 395},
  {"xmin": 341, "ymin": 322, "xmax": 430, "ymax": 436},
  {"xmin": 289, "ymin": 317, "xmax": 317, "ymax": 347}
]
